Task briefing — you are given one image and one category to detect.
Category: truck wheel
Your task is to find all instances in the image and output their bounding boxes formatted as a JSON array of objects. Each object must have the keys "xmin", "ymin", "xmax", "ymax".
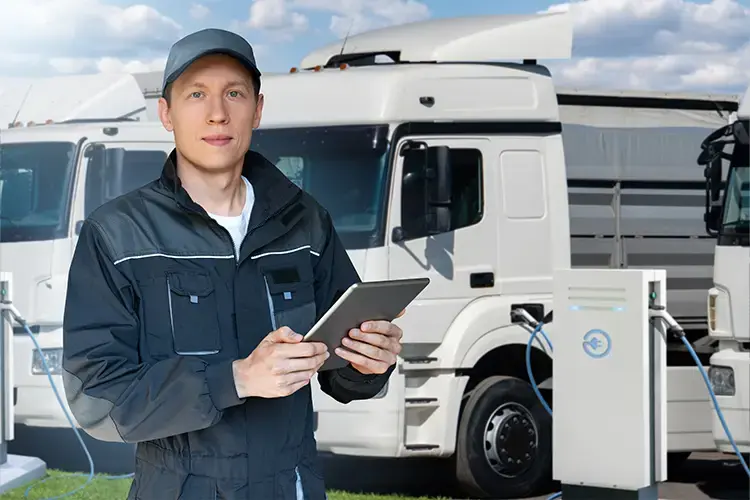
[{"xmin": 455, "ymin": 375, "xmax": 552, "ymax": 499}]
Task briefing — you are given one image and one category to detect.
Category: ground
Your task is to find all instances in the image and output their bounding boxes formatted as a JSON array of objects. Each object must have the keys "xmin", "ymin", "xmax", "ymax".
[
  {"xmin": 0, "ymin": 471, "xmax": 446, "ymax": 500},
  {"xmin": 1, "ymin": 453, "xmax": 748, "ymax": 500}
]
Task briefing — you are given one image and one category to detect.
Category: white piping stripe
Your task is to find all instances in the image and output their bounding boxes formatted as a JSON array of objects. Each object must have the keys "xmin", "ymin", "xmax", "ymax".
[
  {"xmin": 113, "ymin": 253, "xmax": 235, "ymax": 265},
  {"xmin": 250, "ymin": 245, "xmax": 320, "ymax": 260}
]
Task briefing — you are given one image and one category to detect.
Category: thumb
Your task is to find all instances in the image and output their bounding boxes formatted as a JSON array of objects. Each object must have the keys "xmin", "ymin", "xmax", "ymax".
[{"xmin": 264, "ymin": 326, "xmax": 302, "ymax": 344}]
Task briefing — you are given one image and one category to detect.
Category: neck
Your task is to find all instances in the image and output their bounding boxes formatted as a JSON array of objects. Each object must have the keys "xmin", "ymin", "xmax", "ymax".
[{"xmin": 175, "ymin": 152, "xmax": 246, "ymax": 217}]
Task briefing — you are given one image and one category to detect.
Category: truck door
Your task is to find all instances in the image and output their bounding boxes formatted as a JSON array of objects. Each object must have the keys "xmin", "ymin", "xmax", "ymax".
[
  {"xmin": 387, "ymin": 136, "xmax": 497, "ymax": 344},
  {"xmin": 71, "ymin": 141, "xmax": 173, "ymax": 244}
]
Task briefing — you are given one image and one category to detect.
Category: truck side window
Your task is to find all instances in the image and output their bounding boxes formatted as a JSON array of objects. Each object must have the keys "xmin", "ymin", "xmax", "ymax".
[
  {"xmin": 84, "ymin": 149, "xmax": 166, "ymax": 217},
  {"xmin": 401, "ymin": 147, "xmax": 483, "ymax": 240}
]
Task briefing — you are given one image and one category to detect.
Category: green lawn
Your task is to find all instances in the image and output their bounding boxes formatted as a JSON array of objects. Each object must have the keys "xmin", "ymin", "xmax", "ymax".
[{"xmin": 0, "ymin": 470, "xmax": 448, "ymax": 500}]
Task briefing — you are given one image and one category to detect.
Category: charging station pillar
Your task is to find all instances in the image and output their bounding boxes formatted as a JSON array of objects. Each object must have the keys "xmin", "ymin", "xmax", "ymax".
[
  {"xmin": 552, "ymin": 268, "xmax": 668, "ymax": 500},
  {"xmin": 0, "ymin": 273, "xmax": 46, "ymax": 494}
]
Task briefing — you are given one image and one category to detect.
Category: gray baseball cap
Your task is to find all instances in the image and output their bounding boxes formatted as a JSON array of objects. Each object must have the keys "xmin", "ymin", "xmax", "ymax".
[{"xmin": 162, "ymin": 28, "xmax": 261, "ymax": 96}]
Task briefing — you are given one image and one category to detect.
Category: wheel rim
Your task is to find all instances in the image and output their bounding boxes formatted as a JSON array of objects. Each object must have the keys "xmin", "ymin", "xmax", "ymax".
[{"xmin": 482, "ymin": 402, "xmax": 538, "ymax": 478}]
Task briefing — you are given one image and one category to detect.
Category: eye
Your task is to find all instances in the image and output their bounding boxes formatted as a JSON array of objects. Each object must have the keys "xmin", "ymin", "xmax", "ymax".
[
  {"xmin": 190, "ymin": 91, "xmax": 203, "ymax": 99},
  {"xmin": 228, "ymin": 90, "xmax": 242, "ymax": 98}
]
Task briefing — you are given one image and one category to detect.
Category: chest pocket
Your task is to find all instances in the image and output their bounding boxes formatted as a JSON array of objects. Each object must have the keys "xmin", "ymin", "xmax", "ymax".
[
  {"xmin": 165, "ymin": 271, "xmax": 222, "ymax": 356},
  {"xmin": 259, "ymin": 256, "xmax": 317, "ymax": 336}
]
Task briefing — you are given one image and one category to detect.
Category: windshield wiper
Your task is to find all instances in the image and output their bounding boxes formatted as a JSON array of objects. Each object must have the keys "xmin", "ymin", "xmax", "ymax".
[
  {"xmin": 722, "ymin": 220, "xmax": 749, "ymax": 233},
  {"xmin": 0, "ymin": 215, "xmax": 18, "ymax": 227}
]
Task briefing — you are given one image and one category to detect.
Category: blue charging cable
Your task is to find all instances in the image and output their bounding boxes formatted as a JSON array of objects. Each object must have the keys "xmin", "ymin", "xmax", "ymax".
[
  {"xmin": 522, "ymin": 311, "xmax": 750, "ymax": 500},
  {"xmin": 13, "ymin": 318, "xmax": 133, "ymax": 499},
  {"xmin": 523, "ymin": 321, "xmax": 559, "ymax": 499}
]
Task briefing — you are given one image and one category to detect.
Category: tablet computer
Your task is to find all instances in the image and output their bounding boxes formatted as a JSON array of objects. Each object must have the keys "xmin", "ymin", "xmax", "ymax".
[{"xmin": 305, "ymin": 277, "xmax": 430, "ymax": 371}]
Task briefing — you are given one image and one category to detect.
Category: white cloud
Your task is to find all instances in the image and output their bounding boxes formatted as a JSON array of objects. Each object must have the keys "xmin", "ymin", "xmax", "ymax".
[
  {"xmin": 49, "ymin": 56, "xmax": 168, "ymax": 74},
  {"xmin": 293, "ymin": 0, "xmax": 430, "ymax": 37},
  {"xmin": 243, "ymin": 0, "xmax": 309, "ymax": 37},
  {"xmin": 543, "ymin": 0, "xmax": 750, "ymax": 93},
  {"xmin": 189, "ymin": 3, "xmax": 210, "ymax": 20},
  {"xmin": 0, "ymin": 0, "xmax": 181, "ymax": 76},
  {"xmin": 236, "ymin": 0, "xmax": 429, "ymax": 40}
]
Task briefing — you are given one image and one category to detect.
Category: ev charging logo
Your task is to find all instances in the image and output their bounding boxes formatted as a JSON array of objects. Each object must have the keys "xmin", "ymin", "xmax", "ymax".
[{"xmin": 582, "ymin": 329, "xmax": 611, "ymax": 359}]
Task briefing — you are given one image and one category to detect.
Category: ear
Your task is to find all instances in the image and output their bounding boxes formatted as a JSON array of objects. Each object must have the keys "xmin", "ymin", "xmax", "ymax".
[
  {"xmin": 252, "ymin": 93, "xmax": 264, "ymax": 130},
  {"xmin": 157, "ymin": 97, "xmax": 173, "ymax": 132}
]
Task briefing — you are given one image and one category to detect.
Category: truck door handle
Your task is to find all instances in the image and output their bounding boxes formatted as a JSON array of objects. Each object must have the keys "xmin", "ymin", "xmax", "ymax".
[{"xmin": 470, "ymin": 272, "xmax": 494, "ymax": 288}]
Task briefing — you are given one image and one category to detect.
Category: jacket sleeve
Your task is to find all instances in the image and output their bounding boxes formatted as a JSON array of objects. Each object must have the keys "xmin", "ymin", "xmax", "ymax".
[
  {"xmin": 313, "ymin": 213, "xmax": 395, "ymax": 404},
  {"xmin": 62, "ymin": 220, "xmax": 245, "ymax": 443}
]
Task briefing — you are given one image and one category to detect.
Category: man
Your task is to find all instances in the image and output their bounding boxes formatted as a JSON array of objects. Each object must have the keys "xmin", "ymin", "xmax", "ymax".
[{"xmin": 61, "ymin": 28, "xmax": 402, "ymax": 500}]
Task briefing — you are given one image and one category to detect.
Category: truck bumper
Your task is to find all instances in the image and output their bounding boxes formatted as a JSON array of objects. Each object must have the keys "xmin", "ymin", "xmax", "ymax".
[
  {"xmin": 709, "ymin": 348, "xmax": 750, "ymax": 454},
  {"xmin": 12, "ymin": 331, "xmax": 72, "ymax": 428}
]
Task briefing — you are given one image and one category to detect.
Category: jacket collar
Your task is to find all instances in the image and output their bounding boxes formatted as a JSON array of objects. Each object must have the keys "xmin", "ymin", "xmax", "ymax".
[{"xmin": 159, "ymin": 148, "xmax": 301, "ymax": 224}]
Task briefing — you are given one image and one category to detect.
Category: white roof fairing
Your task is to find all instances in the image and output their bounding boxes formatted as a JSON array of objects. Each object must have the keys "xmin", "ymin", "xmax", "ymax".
[{"xmin": 300, "ymin": 12, "xmax": 573, "ymax": 68}]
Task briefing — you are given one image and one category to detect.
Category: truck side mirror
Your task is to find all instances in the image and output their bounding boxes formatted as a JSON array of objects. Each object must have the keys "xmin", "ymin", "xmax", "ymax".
[
  {"xmin": 103, "ymin": 148, "xmax": 127, "ymax": 200},
  {"xmin": 703, "ymin": 154, "xmax": 723, "ymax": 235},
  {"xmin": 424, "ymin": 146, "xmax": 452, "ymax": 235}
]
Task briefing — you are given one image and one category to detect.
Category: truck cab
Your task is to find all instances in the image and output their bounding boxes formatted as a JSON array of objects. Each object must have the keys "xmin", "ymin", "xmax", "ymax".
[
  {"xmin": 1, "ymin": 120, "xmax": 175, "ymax": 426},
  {"xmin": 700, "ymin": 83, "xmax": 750, "ymax": 455}
]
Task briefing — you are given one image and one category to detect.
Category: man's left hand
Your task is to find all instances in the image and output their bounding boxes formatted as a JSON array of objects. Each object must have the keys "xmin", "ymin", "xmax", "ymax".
[{"xmin": 335, "ymin": 310, "xmax": 405, "ymax": 375}]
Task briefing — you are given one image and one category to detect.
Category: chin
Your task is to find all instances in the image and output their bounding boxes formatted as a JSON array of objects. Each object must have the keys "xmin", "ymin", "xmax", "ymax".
[{"xmin": 193, "ymin": 147, "xmax": 245, "ymax": 172}]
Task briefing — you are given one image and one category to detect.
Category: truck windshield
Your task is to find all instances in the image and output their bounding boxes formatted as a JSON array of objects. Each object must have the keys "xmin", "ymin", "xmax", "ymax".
[
  {"xmin": 250, "ymin": 125, "xmax": 390, "ymax": 249},
  {"xmin": 0, "ymin": 141, "xmax": 77, "ymax": 243}
]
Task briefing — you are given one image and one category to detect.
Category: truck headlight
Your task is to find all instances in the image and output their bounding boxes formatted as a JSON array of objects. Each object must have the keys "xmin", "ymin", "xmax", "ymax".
[
  {"xmin": 31, "ymin": 348, "xmax": 63, "ymax": 375},
  {"xmin": 708, "ymin": 365, "xmax": 735, "ymax": 396},
  {"xmin": 707, "ymin": 289, "xmax": 718, "ymax": 331}
]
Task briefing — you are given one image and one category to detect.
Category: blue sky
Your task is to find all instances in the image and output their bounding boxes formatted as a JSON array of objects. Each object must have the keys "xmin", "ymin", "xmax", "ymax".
[{"xmin": 0, "ymin": 0, "xmax": 749, "ymax": 94}]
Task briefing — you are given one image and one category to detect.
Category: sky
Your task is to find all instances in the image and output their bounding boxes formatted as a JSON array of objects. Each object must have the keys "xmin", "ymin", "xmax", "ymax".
[{"xmin": 0, "ymin": 0, "xmax": 748, "ymax": 94}]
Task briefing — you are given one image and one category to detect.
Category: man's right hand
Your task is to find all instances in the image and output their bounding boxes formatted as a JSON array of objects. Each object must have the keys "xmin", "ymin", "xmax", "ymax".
[{"xmin": 232, "ymin": 326, "xmax": 329, "ymax": 399}]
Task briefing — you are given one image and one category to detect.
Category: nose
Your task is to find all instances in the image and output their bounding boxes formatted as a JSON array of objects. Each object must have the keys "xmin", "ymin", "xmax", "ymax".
[{"xmin": 206, "ymin": 94, "xmax": 229, "ymax": 124}]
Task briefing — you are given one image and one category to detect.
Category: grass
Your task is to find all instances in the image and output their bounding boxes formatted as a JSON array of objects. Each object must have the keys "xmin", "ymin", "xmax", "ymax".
[{"xmin": 0, "ymin": 470, "xmax": 448, "ymax": 500}]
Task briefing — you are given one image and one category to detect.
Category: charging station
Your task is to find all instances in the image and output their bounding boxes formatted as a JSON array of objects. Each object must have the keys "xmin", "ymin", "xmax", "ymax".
[
  {"xmin": 552, "ymin": 268, "xmax": 668, "ymax": 500},
  {"xmin": 0, "ymin": 273, "xmax": 47, "ymax": 494}
]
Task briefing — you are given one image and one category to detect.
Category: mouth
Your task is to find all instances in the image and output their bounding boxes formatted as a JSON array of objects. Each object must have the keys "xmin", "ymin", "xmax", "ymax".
[{"xmin": 202, "ymin": 135, "xmax": 233, "ymax": 146}]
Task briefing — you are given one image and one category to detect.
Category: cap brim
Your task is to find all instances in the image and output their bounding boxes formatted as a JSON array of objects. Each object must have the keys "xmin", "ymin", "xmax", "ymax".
[{"xmin": 163, "ymin": 48, "xmax": 262, "ymax": 95}]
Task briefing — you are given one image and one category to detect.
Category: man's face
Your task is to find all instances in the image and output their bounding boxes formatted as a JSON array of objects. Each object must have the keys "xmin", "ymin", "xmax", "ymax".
[{"xmin": 157, "ymin": 53, "xmax": 264, "ymax": 173}]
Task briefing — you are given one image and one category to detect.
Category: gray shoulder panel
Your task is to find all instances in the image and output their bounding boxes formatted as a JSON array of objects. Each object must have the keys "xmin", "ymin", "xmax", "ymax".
[{"xmin": 87, "ymin": 186, "xmax": 234, "ymax": 265}]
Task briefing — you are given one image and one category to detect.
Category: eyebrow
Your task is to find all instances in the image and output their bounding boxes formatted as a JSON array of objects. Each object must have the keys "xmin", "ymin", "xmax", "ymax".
[{"xmin": 188, "ymin": 80, "xmax": 251, "ymax": 90}]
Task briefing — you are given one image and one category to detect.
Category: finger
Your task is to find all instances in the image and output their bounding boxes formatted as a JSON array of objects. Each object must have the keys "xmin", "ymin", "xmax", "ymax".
[
  {"xmin": 341, "ymin": 337, "xmax": 395, "ymax": 365},
  {"xmin": 280, "ymin": 373, "xmax": 313, "ymax": 395},
  {"xmin": 395, "ymin": 308, "xmax": 406, "ymax": 318},
  {"xmin": 265, "ymin": 326, "xmax": 302, "ymax": 344},
  {"xmin": 361, "ymin": 320, "xmax": 402, "ymax": 338},
  {"xmin": 348, "ymin": 329, "xmax": 389, "ymax": 349},
  {"xmin": 275, "ymin": 341, "xmax": 328, "ymax": 358},
  {"xmin": 281, "ymin": 352, "xmax": 330, "ymax": 373},
  {"xmin": 335, "ymin": 347, "xmax": 389, "ymax": 373}
]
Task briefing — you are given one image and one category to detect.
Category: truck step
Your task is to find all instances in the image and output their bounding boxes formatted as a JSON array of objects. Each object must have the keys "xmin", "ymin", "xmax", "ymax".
[
  {"xmin": 404, "ymin": 444, "xmax": 439, "ymax": 451},
  {"xmin": 401, "ymin": 356, "xmax": 439, "ymax": 371},
  {"xmin": 405, "ymin": 397, "xmax": 439, "ymax": 409}
]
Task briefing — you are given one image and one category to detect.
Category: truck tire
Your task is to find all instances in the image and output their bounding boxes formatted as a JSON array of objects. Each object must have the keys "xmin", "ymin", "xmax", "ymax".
[{"xmin": 455, "ymin": 375, "xmax": 552, "ymax": 499}]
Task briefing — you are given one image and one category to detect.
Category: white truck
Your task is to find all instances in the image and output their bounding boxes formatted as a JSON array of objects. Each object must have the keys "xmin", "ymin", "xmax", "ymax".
[
  {"xmin": 0, "ymin": 12, "xmax": 739, "ymax": 499},
  {"xmin": 0, "ymin": 72, "xmax": 152, "ymax": 127},
  {"xmin": 699, "ymin": 83, "xmax": 750, "ymax": 456}
]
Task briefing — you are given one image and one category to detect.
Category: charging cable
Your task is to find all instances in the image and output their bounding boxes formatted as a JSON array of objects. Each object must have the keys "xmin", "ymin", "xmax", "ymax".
[
  {"xmin": 512, "ymin": 309, "xmax": 559, "ymax": 500},
  {"xmin": 518, "ymin": 305, "xmax": 750, "ymax": 500},
  {"xmin": 649, "ymin": 306, "xmax": 750, "ymax": 479},
  {"xmin": 1, "ymin": 303, "xmax": 133, "ymax": 499}
]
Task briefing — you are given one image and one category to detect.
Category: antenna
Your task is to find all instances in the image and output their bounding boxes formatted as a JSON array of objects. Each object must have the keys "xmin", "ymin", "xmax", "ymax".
[
  {"xmin": 339, "ymin": 18, "xmax": 354, "ymax": 57},
  {"xmin": 9, "ymin": 84, "xmax": 32, "ymax": 128}
]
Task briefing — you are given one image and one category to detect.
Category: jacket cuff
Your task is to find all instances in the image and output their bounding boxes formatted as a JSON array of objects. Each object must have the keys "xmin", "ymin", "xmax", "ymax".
[
  {"xmin": 337, "ymin": 363, "xmax": 394, "ymax": 383},
  {"xmin": 205, "ymin": 359, "xmax": 245, "ymax": 411}
]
